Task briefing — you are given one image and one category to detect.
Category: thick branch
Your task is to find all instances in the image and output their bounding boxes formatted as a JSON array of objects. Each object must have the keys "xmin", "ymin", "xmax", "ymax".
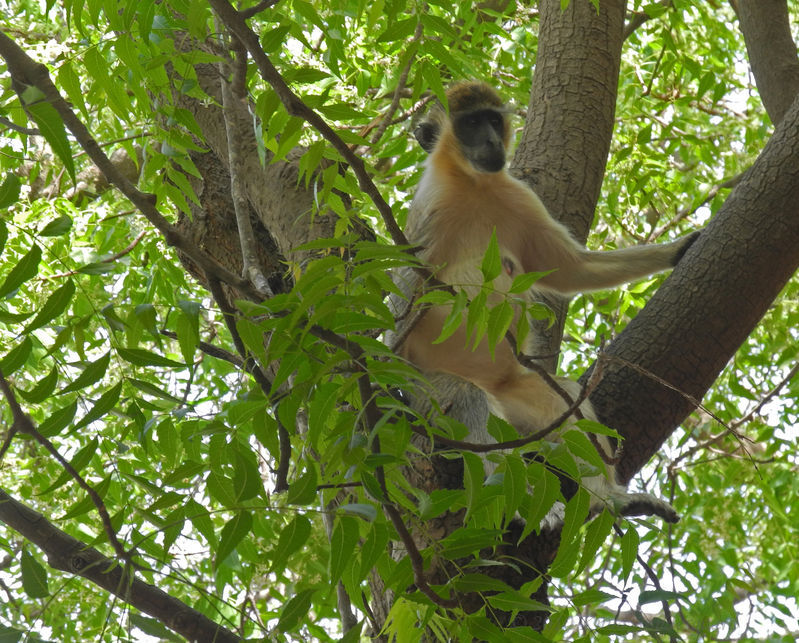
[
  {"xmin": 0, "ymin": 487, "xmax": 240, "ymax": 643},
  {"xmin": 732, "ymin": 0, "xmax": 799, "ymax": 126},
  {"xmin": 591, "ymin": 92, "xmax": 799, "ymax": 482},
  {"xmin": 0, "ymin": 29, "xmax": 266, "ymax": 302},
  {"xmin": 208, "ymin": 0, "xmax": 408, "ymax": 248}
]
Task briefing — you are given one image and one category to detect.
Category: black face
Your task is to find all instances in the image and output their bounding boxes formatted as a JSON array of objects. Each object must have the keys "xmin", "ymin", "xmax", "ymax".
[{"xmin": 453, "ymin": 108, "xmax": 506, "ymax": 172}]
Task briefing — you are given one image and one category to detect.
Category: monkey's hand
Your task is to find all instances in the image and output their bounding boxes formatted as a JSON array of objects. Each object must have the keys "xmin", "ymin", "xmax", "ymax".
[{"xmin": 670, "ymin": 230, "xmax": 702, "ymax": 265}]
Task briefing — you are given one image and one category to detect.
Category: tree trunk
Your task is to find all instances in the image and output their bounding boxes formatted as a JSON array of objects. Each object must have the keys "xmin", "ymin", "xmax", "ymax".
[{"xmin": 512, "ymin": 0, "xmax": 626, "ymax": 372}]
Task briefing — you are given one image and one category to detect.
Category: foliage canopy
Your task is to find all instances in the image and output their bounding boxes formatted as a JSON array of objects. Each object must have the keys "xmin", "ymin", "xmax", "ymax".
[{"xmin": 0, "ymin": 0, "xmax": 798, "ymax": 641}]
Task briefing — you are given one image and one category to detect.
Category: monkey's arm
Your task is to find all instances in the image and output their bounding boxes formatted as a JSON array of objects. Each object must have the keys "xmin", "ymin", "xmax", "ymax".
[{"xmin": 534, "ymin": 231, "xmax": 700, "ymax": 295}]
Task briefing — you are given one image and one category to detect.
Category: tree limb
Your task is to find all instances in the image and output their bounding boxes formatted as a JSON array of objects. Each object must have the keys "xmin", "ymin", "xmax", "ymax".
[{"xmin": 0, "ymin": 486, "xmax": 241, "ymax": 643}]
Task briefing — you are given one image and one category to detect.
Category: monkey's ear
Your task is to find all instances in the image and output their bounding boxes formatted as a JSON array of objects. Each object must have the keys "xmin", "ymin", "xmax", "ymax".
[{"xmin": 413, "ymin": 122, "xmax": 439, "ymax": 153}]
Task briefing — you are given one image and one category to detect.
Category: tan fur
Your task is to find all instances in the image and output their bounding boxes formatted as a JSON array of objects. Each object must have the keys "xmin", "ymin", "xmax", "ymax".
[{"xmin": 399, "ymin": 82, "xmax": 691, "ymax": 523}]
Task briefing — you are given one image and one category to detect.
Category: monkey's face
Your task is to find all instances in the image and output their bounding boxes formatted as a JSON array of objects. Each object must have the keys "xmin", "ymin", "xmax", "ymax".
[{"xmin": 453, "ymin": 108, "xmax": 506, "ymax": 173}]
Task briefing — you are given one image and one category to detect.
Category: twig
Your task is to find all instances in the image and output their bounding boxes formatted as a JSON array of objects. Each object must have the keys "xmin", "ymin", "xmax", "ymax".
[
  {"xmin": 159, "ymin": 329, "xmax": 245, "ymax": 367},
  {"xmin": 216, "ymin": 24, "xmax": 273, "ymax": 296},
  {"xmin": 0, "ymin": 485, "xmax": 241, "ymax": 642},
  {"xmin": 205, "ymin": 275, "xmax": 291, "ymax": 491},
  {"xmin": 0, "ymin": 114, "xmax": 38, "ymax": 135},
  {"xmin": 623, "ymin": 1, "xmax": 673, "ymax": 41},
  {"xmin": 0, "ymin": 369, "xmax": 129, "ymax": 561},
  {"xmin": 731, "ymin": 360, "xmax": 799, "ymax": 430},
  {"xmin": 646, "ymin": 172, "xmax": 744, "ymax": 241},
  {"xmin": 48, "ymin": 229, "xmax": 148, "ymax": 279},
  {"xmin": 366, "ymin": 22, "xmax": 423, "ymax": 146},
  {"xmin": 612, "ymin": 521, "xmax": 674, "ymax": 629},
  {"xmin": 240, "ymin": 0, "xmax": 280, "ymax": 19},
  {"xmin": 355, "ymin": 372, "xmax": 461, "ymax": 609},
  {"xmin": 0, "ymin": 30, "xmax": 267, "ymax": 303},
  {"xmin": 207, "ymin": 0, "xmax": 409, "ymax": 248}
]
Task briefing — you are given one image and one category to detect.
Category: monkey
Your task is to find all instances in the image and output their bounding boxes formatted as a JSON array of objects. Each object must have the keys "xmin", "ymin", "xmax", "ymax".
[{"xmin": 396, "ymin": 81, "xmax": 700, "ymax": 525}]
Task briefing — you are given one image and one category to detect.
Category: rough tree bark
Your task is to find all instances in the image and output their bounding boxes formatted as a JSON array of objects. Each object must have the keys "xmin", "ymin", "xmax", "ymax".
[
  {"xmin": 732, "ymin": 0, "xmax": 799, "ymax": 126},
  {"xmin": 592, "ymin": 0, "xmax": 799, "ymax": 480},
  {"xmin": 512, "ymin": 0, "xmax": 625, "ymax": 373}
]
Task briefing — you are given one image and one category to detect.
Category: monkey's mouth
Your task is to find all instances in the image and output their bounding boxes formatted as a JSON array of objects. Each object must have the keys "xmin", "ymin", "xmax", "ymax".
[{"xmin": 472, "ymin": 154, "xmax": 505, "ymax": 173}]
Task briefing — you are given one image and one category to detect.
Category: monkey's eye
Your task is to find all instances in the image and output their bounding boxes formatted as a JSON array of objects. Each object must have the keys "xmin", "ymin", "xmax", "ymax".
[{"xmin": 487, "ymin": 113, "xmax": 503, "ymax": 129}]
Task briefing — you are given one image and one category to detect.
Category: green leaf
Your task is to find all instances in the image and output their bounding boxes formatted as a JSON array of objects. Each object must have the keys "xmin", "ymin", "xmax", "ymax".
[
  {"xmin": 74, "ymin": 381, "xmax": 123, "ymax": 430},
  {"xmin": 549, "ymin": 488, "xmax": 590, "ymax": 578},
  {"xmin": 502, "ymin": 454, "xmax": 527, "ymax": 525},
  {"xmin": 38, "ymin": 399, "xmax": 78, "ymax": 437},
  {"xmin": 572, "ymin": 586, "xmax": 615, "ymax": 607},
  {"xmin": 277, "ymin": 588, "xmax": 315, "ymax": 633},
  {"xmin": 450, "ymin": 573, "xmax": 512, "ymax": 593},
  {"xmin": 486, "ymin": 300, "xmax": 514, "ymax": 355},
  {"xmin": 574, "ymin": 418, "xmax": 621, "ymax": 440},
  {"xmin": 285, "ymin": 467, "xmax": 318, "ymax": 505},
  {"xmin": 439, "ymin": 527, "xmax": 502, "ymax": 560},
  {"xmin": 18, "ymin": 366, "xmax": 58, "ymax": 403},
  {"xmin": 329, "ymin": 515, "xmax": 359, "ymax": 584},
  {"xmin": 117, "ymin": 347, "xmax": 183, "ymax": 368},
  {"xmin": 481, "ymin": 229, "xmax": 502, "ymax": 282},
  {"xmin": 339, "ymin": 503, "xmax": 378, "ymax": 522},
  {"xmin": 214, "ymin": 511, "xmax": 253, "ymax": 569},
  {"xmin": 561, "ymin": 429, "xmax": 606, "ymax": 473},
  {"xmin": 20, "ymin": 550, "xmax": 49, "ymax": 599},
  {"xmin": 43, "ymin": 436, "xmax": 98, "ymax": 493},
  {"xmin": 231, "ymin": 443, "xmax": 262, "ymax": 502},
  {"xmin": 25, "ymin": 279, "xmax": 75, "ymax": 332},
  {"xmin": 359, "ymin": 522, "xmax": 389, "ymax": 580},
  {"xmin": 508, "ymin": 270, "xmax": 550, "ymax": 294},
  {"xmin": 60, "ymin": 352, "xmax": 111, "ymax": 394},
  {"xmin": 21, "ymin": 87, "xmax": 76, "ymax": 183},
  {"xmin": 129, "ymin": 614, "xmax": 177, "ymax": 641},
  {"xmin": 128, "ymin": 378, "xmax": 183, "ymax": 403},
  {"xmin": 269, "ymin": 514, "xmax": 312, "ymax": 574},
  {"xmin": 176, "ymin": 300, "xmax": 200, "ymax": 364},
  {"xmin": 39, "ymin": 215, "xmax": 73, "ymax": 237},
  {"xmin": 518, "ymin": 461, "xmax": 561, "ymax": 540},
  {"xmin": 575, "ymin": 508, "xmax": 614, "ymax": 575},
  {"xmin": 433, "ymin": 289, "xmax": 468, "ymax": 344},
  {"xmin": 0, "ymin": 337, "xmax": 32, "ymax": 375},
  {"xmin": 0, "ymin": 244, "xmax": 42, "ymax": 299},
  {"xmin": 0, "ymin": 175, "xmax": 21, "ymax": 210},
  {"xmin": 486, "ymin": 591, "xmax": 552, "ymax": 613},
  {"xmin": 133, "ymin": 304, "xmax": 159, "ymax": 338},
  {"xmin": 620, "ymin": 525, "xmax": 639, "ymax": 581},
  {"xmin": 0, "ymin": 308, "xmax": 32, "ymax": 324},
  {"xmin": 462, "ymin": 451, "xmax": 485, "ymax": 523}
]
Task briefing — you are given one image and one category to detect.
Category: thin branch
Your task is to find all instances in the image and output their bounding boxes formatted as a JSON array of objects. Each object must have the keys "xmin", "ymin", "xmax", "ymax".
[
  {"xmin": 409, "ymin": 353, "xmax": 605, "ymax": 455},
  {"xmin": 355, "ymin": 372, "xmax": 461, "ymax": 610},
  {"xmin": 205, "ymin": 275, "xmax": 290, "ymax": 491},
  {"xmin": 47, "ymin": 229, "xmax": 148, "ymax": 279},
  {"xmin": 0, "ymin": 29, "xmax": 267, "ymax": 302},
  {"xmin": 240, "ymin": 0, "xmax": 280, "ymax": 19},
  {"xmin": 623, "ymin": 1, "xmax": 672, "ymax": 41},
  {"xmin": 731, "ymin": 360, "xmax": 799, "ymax": 430},
  {"xmin": 646, "ymin": 171, "xmax": 744, "ymax": 241},
  {"xmin": 0, "ymin": 485, "xmax": 241, "ymax": 643},
  {"xmin": 159, "ymin": 329, "xmax": 245, "ymax": 367},
  {"xmin": 612, "ymin": 521, "xmax": 674, "ymax": 628},
  {"xmin": 0, "ymin": 114, "xmax": 38, "ymax": 135},
  {"xmin": 669, "ymin": 360, "xmax": 799, "ymax": 472},
  {"xmin": 207, "ymin": 0, "xmax": 409, "ymax": 248},
  {"xmin": 216, "ymin": 24, "xmax": 273, "ymax": 296},
  {"xmin": 366, "ymin": 21, "xmax": 423, "ymax": 146},
  {"xmin": 0, "ymin": 369, "xmax": 129, "ymax": 561}
]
